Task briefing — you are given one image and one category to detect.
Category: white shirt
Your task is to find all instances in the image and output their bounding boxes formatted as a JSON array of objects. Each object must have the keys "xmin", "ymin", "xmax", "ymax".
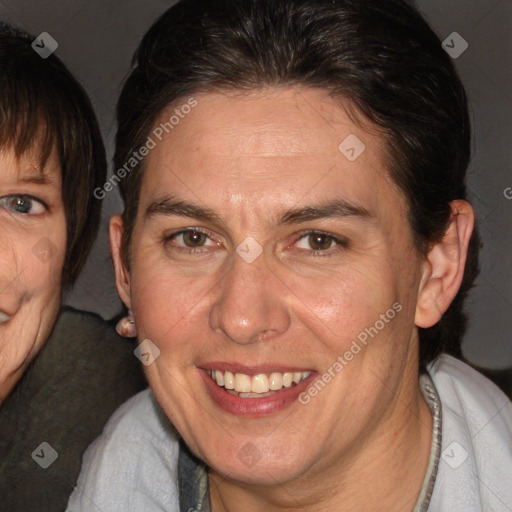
[{"xmin": 66, "ymin": 355, "xmax": 512, "ymax": 511}]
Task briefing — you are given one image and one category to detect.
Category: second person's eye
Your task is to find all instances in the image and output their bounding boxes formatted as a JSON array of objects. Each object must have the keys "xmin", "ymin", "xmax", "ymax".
[{"xmin": 0, "ymin": 194, "xmax": 47, "ymax": 215}]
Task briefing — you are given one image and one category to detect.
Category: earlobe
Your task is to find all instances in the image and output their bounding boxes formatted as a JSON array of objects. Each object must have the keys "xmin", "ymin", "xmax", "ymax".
[
  {"xmin": 109, "ymin": 214, "xmax": 132, "ymax": 309},
  {"xmin": 415, "ymin": 200, "xmax": 474, "ymax": 328}
]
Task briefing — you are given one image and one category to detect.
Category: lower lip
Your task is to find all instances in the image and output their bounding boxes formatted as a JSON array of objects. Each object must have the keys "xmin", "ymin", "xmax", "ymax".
[{"xmin": 199, "ymin": 369, "xmax": 316, "ymax": 417}]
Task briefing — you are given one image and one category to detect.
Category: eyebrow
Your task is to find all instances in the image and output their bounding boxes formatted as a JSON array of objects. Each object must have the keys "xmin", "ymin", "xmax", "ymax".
[
  {"xmin": 18, "ymin": 170, "xmax": 52, "ymax": 185},
  {"xmin": 146, "ymin": 197, "xmax": 225, "ymax": 225},
  {"xmin": 278, "ymin": 199, "xmax": 371, "ymax": 225},
  {"xmin": 145, "ymin": 195, "xmax": 372, "ymax": 228}
]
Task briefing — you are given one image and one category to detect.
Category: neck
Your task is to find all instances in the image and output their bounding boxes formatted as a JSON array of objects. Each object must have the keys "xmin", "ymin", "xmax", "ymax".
[{"xmin": 209, "ymin": 365, "xmax": 433, "ymax": 512}]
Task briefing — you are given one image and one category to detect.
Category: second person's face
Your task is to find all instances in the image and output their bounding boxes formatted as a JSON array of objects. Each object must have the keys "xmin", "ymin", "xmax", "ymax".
[{"xmin": 0, "ymin": 143, "xmax": 66, "ymax": 402}]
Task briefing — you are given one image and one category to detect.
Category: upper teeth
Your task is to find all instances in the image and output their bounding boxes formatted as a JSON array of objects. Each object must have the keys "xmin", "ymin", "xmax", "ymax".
[
  {"xmin": 208, "ymin": 370, "xmax": 312, "ymax": 394},
  {"xmin": 0, "ymin": 311, "xmax": 9, "ymax": 324}
]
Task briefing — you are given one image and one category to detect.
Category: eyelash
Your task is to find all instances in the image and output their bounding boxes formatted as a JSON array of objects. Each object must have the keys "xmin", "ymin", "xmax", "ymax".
[
  {"xmin": 0, "ymin": 194, "xmax": 48, "ymax": 215},
  {"xmin": 162, "ymin": 228, "xmax": 348, "ymax": 257}
]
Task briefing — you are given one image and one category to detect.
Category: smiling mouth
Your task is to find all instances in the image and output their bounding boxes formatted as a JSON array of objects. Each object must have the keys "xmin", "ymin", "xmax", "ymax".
[
  {"xmin": 0, "ymin": 311, "xmax": 10, "ymax": 324},
  {"xmin": 206, "ymin": 369, "xmax": 312, "ymax": 398}
]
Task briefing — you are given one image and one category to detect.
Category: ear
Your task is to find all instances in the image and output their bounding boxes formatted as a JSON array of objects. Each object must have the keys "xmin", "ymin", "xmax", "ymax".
[
  {"xmin": 109, "ymin": 214, "xmax": 132, "ymax": 310},
  {"xmin": 415, "ymin": 200, "xmax": 474, "ymax": 328}
]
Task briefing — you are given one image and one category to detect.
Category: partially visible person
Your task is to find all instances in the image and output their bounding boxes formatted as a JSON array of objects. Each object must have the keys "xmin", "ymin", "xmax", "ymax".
[
  {"xmin": 0, "ymin": 22, "xmax": 146, "ymax": 511},
  {"xmin": 68, "ymin": 1, "xmax": 511, "ymax": 511}
]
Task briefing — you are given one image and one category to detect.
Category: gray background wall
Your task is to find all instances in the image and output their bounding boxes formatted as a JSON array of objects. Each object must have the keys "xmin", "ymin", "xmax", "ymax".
[{"xmin": 0, "ymin": 0, "xmax": 510, "ymax": 368}]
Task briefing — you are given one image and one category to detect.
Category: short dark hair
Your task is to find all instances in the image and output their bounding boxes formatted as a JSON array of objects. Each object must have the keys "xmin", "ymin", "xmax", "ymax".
[
  {"xmin": 0, "ymin": 22, "xmax": 107, "ymax": 286},
  {"xmin": 115, "ymin": 0, "xmax": 480, "ymax": 369}
]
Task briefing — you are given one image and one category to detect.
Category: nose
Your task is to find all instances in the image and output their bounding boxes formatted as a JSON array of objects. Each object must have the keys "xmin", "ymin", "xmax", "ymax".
[{"xmin": 209, "ymin": 250, "xmax": 290, "ymax": 345}]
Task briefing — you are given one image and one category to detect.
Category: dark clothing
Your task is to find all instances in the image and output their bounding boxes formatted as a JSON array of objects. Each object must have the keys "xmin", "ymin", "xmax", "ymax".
[
  {"xmin": 178, "ymin": 440, "xmax": 210, "ymax": 512},
  {"xmin": 0, "ymin": 307, "xmax": 147, "ymax": 512}
]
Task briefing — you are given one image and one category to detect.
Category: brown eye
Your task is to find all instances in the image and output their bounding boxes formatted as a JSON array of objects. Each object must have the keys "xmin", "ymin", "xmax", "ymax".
[
  {"xmin": 163, "ymin": 228, "xmax": 219, "ymax": 253},
  {"xmin": 182, "ymin": 230, "xmax": 208, "ymax": 247},
  {"xmin": 294, "ymin": 230, "xmax": 346, "ymax": 256},
  {"xmin": 307, "ymin": 233, "xmax": 335, "ymax": 251}
]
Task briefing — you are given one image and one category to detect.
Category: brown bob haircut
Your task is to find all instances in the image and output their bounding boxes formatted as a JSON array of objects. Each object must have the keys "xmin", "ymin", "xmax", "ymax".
[
  {"xmin": 114, "ymin": 0, "xmax": 480, "ymax": 370},
  {"xmin": 0, "ymin": 22, "xmax": 106, "ymax": 286}
]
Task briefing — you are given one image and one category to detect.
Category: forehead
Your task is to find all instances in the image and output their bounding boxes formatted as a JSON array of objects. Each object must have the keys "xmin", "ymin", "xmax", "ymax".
[
  {"xmin": 157, "ymin": 87, "xmax": 378, "ymax": 153},
  {"xmin": 0, "ymin": 142, "xmax": 61, "ymax": 185},
  {"xmin": 141, "ymin": 87, "xmax": 404, "ymax": 221},
  {"xmin": 0, "ymin": 141, "xmax": 62, "ymax": 176}
]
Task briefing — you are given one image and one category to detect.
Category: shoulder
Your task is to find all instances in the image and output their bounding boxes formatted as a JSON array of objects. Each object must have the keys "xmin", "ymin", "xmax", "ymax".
[
  {"xmin": 101, "ymin": 387, "xmax": 176, "ymax": 442},
  {"xmin": 88, "ymin": 388, "xmax": 180, "ymax": 462},
  {"xmin": 67, "ymin": 388, "xmax": 181, "ymax": 512},
  {"xmin": 428, "ymin": 354, "xmax": 512, "ymax": 434},
  {"xmin": 38, "ymin": 307, "xmax": 148, "ymax": 422},
  {"xmin": 35, "ymin": 306, "xmax": 144, "ymax": 375},
  {"xmin": 428, "ymin": 355, "xmax": 512, "ymax": 511},
  {"xmin": 0, "ymin": 307, "xmax": 147, "ymax": 512}
]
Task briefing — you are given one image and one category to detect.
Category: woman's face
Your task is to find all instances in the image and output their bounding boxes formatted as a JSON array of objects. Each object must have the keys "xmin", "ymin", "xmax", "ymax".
[
  {"xmin": 0, "ymin": 143, "xmax": 66, "ymax": 401},
  {"xmin": 113, "ymin": 87, "xmax": 431, "ymax": 485}
]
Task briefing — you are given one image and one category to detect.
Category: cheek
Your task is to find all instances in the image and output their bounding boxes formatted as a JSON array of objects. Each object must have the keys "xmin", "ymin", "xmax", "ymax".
[
  {"xmin": 0, "ymin": 232, "xmax": 65, "ymax": 375},
  {"xmin": 26, "ymin": 218, "xmax": 67, "ymax": 297},
  {"xmin": 287, "ymin": 260, "xmax": 418, "ymax": 378},
  {"xmin": 23, "ymin": 260, "xmax": 64, "ymax": 306},
  {"xmin": 129, "ymin": 262, "xmax": 209, "ymax": 351},
  {"xmin": 290, "ymin": 263, "xmax": 398, "ymax": 335},
  {"xmin": 129, "ymin": 230, "xmax": 227, "ymax": 335},
  {"xmin": 0, "ymin": 223, "xmax": 65, "ymax": 293}
]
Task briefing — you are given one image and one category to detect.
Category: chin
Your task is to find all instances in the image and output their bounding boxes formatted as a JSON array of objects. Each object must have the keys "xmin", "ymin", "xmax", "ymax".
[{"xmin": 208, "ymin": 447, "xmax": 309, "ymax": 486}]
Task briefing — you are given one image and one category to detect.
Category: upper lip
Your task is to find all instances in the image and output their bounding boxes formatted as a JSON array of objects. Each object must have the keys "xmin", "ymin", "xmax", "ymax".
[{"xmin": 199, "ymin": 362, "xmax": 314, "ymax": 375}]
